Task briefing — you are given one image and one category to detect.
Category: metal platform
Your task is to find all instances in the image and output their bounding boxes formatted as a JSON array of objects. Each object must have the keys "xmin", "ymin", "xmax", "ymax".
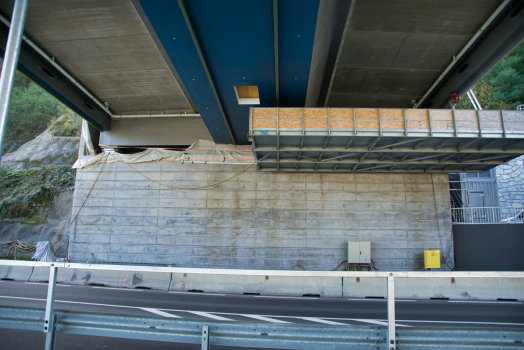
[{"xmin": 250, "ymin": 108, "xmax": 524, "ymax": 173}]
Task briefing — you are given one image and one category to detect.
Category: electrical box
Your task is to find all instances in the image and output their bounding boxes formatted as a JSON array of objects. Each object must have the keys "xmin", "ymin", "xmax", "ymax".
[
  {"xmin": 348, "ymin": 241, "xmax": 371, "ymax": 264},
  {"xmin": 424, "ymin": 250, "xmax": 441, "ymax": 269}
]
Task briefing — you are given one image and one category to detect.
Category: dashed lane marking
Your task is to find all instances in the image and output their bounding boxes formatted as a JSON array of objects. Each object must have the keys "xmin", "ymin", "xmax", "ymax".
[
  {"xmin": 141, "ymin": 308, "xmax": 182, "ymax": 318},
  {"xmin": 186, "ymin": 311, "xmax": 236, "ymax": 321},
  {"xmin": 300, "ymin": 317, "xmax": 348, "ymax": 326},
  {"xmin": 240, "ymin": 314, "xmax": 291, "ymax": 324}
]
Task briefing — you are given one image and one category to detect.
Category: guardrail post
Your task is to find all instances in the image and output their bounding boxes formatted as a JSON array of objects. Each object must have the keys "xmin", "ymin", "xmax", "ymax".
[
  {"xmin": 202, "ymin": 325, "xmax": 210, "ymax": 350},
  {"xmin": 44, "ymin": 265, "xmax": 58, "ymax": 350},
  {"xmin": 387, "ymin": 274, "xmax": 396, "ymax": 350}
]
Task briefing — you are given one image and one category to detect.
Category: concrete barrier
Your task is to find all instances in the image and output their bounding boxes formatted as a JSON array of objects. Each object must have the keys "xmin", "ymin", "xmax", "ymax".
[
  {"xmin": 169, "ymin": 273, "xmax": 343, "ymax": 297},
  {"xmin": 0, "ymin": 265, "xmax": 33, "ymax": 281},
  {"xmin": 342, "ymin": 277, "xmax": 524, "ymax": 300},
  {"xmin": 30, "ymin": 266, "xmax": 171, "ymax": 290}
]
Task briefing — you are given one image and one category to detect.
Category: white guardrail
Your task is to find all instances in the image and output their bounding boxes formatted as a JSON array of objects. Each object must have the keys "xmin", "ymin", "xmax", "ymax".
[
  {"xmin": 452, "ymin": 206, "xmax": 524, "ymax": 224},
  {"xmin": 0, "ymin": 260, "xmax": 524, "ymax": 350}
]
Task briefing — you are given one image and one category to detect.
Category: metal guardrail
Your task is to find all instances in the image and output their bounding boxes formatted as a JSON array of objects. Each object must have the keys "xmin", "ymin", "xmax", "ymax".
[
  {"xmin": 452, "ymin": 206, "xmax": 524, "ymax": 224},
  {"xmin": 1, "ymin": 260, "xmax": 524, "ymax": 349}
]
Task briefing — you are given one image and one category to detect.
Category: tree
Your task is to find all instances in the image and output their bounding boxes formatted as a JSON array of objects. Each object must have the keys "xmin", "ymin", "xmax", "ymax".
[{"xmin": 456, "ymin": 42, "xmax": 524, "ymax": 110}]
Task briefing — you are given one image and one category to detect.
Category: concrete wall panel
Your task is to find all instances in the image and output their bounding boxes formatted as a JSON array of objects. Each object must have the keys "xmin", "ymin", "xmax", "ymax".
[{"xmin": 70, "ymin": 163, "xmax": 453, "ymax": 271}]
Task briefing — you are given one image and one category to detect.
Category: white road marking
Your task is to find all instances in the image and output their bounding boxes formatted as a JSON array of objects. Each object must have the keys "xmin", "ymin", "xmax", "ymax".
[
  {"xmin": 347, "ymin": 298, "xmax": 416, "ymax": 302},
  {"xmin": 141, "ymin": 308, "xmax": 182, "ymax": 318},
  {"xmin": 398, "ymin": 319, "xmax": 524, "ymax": 326},
  {"xmin": 91, "ymin": 287, "xmax": 142, "ymax": 291},
  {"xmin": 186, "ymin": 311, "xmax": 236, "ymax": 321},
  {"xmin": 1, "ymin": 296, "xmax": 522, "ymax": 328},
  {"xmin": 240, "ymin": 314, "xmax": 291, "ymax": 324},
  {"xmin": 351, "ymin": 319, "xmax": 411, "ymax": 327},
  {"xmin": 449, "ymin": 301, "xmax": 522, "ymax": 304},
  {"xmin": 24, "ymin": 282, "xmax": 45, "ymax": 285},
  {"xmin": 301, "ymin": 317, "xmax": 347, "ymax": 326},
  {"xmin": 169, "ymin": 292, "xmax": 226, "ymax": 296},
  {"xmin": 255, "ymin": 296, "xmax": 317, "ymax": 300}
]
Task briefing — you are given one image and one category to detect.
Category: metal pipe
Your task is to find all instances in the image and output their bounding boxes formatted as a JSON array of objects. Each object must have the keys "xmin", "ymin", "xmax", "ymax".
[
  {"xmin": 471, "ymin": 89, "xmax": 482, "ymax": 110},
  {"xmin": 0, "ymin": 0, "xmax": 28, "ymax": 163},
  {"xmin": 113, "ymin": 114, "xmax": 201, "ymax": 118}
]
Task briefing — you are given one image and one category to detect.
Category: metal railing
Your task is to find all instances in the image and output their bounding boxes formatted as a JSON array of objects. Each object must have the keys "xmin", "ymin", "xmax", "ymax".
[
  {"xmin": 452, "ymin": 206, "xmax": 524, "ymax": 224},
  {"xmin": 0, "ymin": 260, "xmax": 523, "ymax": 349}
]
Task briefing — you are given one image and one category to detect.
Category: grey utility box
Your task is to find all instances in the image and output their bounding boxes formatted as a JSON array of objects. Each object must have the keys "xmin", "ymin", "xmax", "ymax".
[{"xmin": 348, "ymin": 241, "xmax": 371, "ymax": 264}]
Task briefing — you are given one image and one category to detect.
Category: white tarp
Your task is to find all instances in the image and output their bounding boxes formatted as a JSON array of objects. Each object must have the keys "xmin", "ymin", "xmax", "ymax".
[{"xmin": 73, "ymin": 139, "xmax": 254, "ymax": 169}]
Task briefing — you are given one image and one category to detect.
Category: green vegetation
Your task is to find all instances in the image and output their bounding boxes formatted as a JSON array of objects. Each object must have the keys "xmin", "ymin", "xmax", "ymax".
[
  {"xmin": 456, "ymin": 42, "xmax": 524, "ymax": 110},
  {"xmin": 0, "ymin": 165, "xmax": 75, "ymax": 220},
  {"xmin": 0, "ymin": 59, "xmax": 70, "ymax": 154},
  {"xmin": 49, "ymin": 110, "xmax": 82, "ymax": 137}
]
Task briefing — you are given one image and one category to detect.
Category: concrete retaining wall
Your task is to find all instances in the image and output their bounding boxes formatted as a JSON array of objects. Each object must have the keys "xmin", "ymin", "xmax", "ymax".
[
  {"xmin": 69, "ymin": 162, "xmax": 453, "ymax": 270},
  {"xmin": 496, "ymin": 155, "xmax": 524, "ymax": 209}
]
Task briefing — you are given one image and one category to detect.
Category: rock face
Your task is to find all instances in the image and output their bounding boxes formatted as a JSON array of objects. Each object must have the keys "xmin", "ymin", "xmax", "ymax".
[
  {"xmin": 0, "ymin": 190, "xmax": 73, "ymax": 259},
  {"xmin": 1, "ymin": 128, "xmax": 79, "ymax": 171}
]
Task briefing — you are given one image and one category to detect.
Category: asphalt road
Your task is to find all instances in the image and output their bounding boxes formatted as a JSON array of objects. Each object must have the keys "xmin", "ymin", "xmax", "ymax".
[{"xmin": 0, "ymin": 280, "xmax": 523, "ymax": 349}]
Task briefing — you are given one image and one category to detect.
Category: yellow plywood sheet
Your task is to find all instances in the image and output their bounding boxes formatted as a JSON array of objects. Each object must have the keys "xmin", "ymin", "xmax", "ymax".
[
  {"xmin": 279, "ymin": 108, "xmax": 302, "ymax": 120},
  {"xmin": 279, "ymin": 120, "xmax": 302, "ymax": 128},
  {"xmin": 253, "ymin": 108, "xmax": 277, "ymax": 120},
  {"xmin": 355, "ymin": 109, "xmax": 379, "ymax": 120},
  {"xmin": 382, "ymin": 121, "xmax": 405, "ymax": 129},
  {"xmin": 356, "ymin": 120, "xmax": 379, "ymax": 129},
  {"xmin": 330, "ymin": 109, "xmax": 354, "ymax": 120},
  {"xmin": 305, "ymin": 120, "xmax": 328, "ymax": 128},
  {"xmin": 407, "ymin": 120, "xmax": 430, "ymax": 130},
  {"xmin": 406, "ymin": 109, "xmax": 428, "ymax": 121},
  {"xmin": 380, "ymin": 109, "xmax": 404, "ymax": 121},
  {"xmin": 305, "ymin": 109, "xmax": 328, "ymax": 120},
  {"xmin": 331, "ymin": 120, "xmax": 354, "ymax": 129},
  {"xmin": 432, "ymin": 121, "xmax": 455, "ymax": 130},
  {"xmin": 253, "ymin": 120, "xmax": 277, "ymax": 128},
  {"xmin": 430, "ymin": 110, "xmax": 453, "ymax": 121}
]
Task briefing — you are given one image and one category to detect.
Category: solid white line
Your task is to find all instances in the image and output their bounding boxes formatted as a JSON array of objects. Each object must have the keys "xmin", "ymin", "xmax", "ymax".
[
  {"xmin": 240, "ymin": 314, "xmax": 291, "ymax": 324},
  {"xmin": 24, "ymin": 282, "xmax": 45, "ymax": 285},
  {"xmin": 254, "ymin": 296, "xmax": 317, "ymax": 300},
  {"xmin": 186, "ymin": 311, "xmax": 236, "ymax": 321},
  {"xmin": 141, "ymin": 308, "xmax": 182, "ymax": 318},
  {"xmin": 449, "ymin": 301, "xmax": 522, "ymax": 305},
  {"xmin": 352, "ymin": 319, "xmax": 411, "ymax": 327},
  {"xmin": 301, "ymin": 317, "xmax": 347, "ymax": 326},
  {"xmin": 168, "ymin": 292, "xmax": 226, "ymax": 296},
  {"xmin": 347, "ymin": 298, "xmax": 416, "ymax": 302},
  {"xmin": 91, "ymin": 287, "xmax": 142, "ymax": 291},
  {"xmin": 398, "ymin": 319, "xmax": 524, "ymax": 326}
]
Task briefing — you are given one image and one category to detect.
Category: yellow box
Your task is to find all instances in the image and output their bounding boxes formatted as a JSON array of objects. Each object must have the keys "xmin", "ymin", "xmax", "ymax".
[{"xmin": 424, "ymin": 250, "xmax": 441, "ymax": 269}]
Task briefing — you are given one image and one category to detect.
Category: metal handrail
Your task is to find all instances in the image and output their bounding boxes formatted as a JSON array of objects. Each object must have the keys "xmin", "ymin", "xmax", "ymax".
[
  {"xmin": 451, "ymin": 206, "xmax": 524, "ymax": 224},
  {"xmin": 1, "ymin": 260, "xmax": 523, "ymax": 350}
]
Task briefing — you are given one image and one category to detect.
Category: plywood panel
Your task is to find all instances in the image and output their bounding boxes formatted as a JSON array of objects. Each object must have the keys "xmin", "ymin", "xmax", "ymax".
[
  {"xmin": 330, "ymin": 109, "xmax": 354, "ymax": 120},
  {"xmin": 331, "ymin": 120, "xmax": 354, "ymax": 129},
  {"xmin": 305, "ymin": 120, "xmax": 328, "ymax": 128},
  {"xmin": 430, "ymin": 110, "xmax": 453, "ymax": 121},
  {"xmin": 305, "ymin": 109, "xmax": 328, "ymax": 120},
  {"xmin": 479, "ymin": 111, "xmax": 503, "ymax": 132},
  {"xmin": 407, "ymin": 121, "xmax": 430, "ymax": 130},
  {"xmin": 456, "ymin": 121, "xmax": 478, "ymax": 130},
  {"xmin": 279, "ymin": 109, "xmax": 302, "ymax": 120},
  {"xmin": 382, "ymin": 121, "xmax": 405, "ymax": 129},
  {"xmin": 356, "ymin": 120, "xmax": 379, "ymax": 129},
  {"xmin": 355, "ymin": 109, "xmax": 379, "ymax": 120},
  {"xmin": 432, "ymin": 121, "xmax": 455, "ymax": 130},
  {"xmin": 406, "ymin": 109, "xmax": 428, "ymax": 121},
  {"xmin": 253, "ymin": 120, "xmax": 277, "ymax": 128},
  {"xmin": 380, "ymin": 109, "xmax": 404, "ymax": 121},
  {"xmin": 253, "ymin": 108, "xmax": 277, "ymax": 120},
  {"xmin": 455, "ymin": 110, "xmax": 478, "ymax": 122},
  {"xmin": 278, "ymin": 120, "xmax": 302, "ymax": 128}
]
